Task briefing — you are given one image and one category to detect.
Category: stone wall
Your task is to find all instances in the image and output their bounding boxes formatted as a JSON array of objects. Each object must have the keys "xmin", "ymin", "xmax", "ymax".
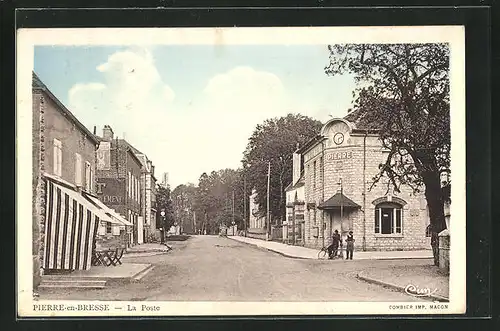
[
  {"xmin": 438, "ymin": 229, "xmax": 450, "ymax": 274},
  {"xmin": 247, "ymin": 228, "xmax": 268, "ymax": 240},
  {"xmin": 42, "ymin": 95, "xmax": 98, "ymax": 194},
  {"xmin": 32, "ymin": 92, "xmax": 44, "ymax": 290}
]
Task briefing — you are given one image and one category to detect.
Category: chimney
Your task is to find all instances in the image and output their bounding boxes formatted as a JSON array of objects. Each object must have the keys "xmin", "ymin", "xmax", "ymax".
[
  {"xmin": 93, "ymin": 126, "xmax": 96, "ymax": 135},
  {"xmin": 102, "ymin": 125, "xmax": 114, "ymax": 141}
]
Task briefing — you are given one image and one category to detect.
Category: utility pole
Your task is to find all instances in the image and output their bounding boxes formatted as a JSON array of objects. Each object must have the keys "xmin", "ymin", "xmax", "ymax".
[
  {"xmin": 232, "ymin": 190, "xmax": 235, "ymax": 235},
  {"xmin": 243, "ymin": 173, "xmax": 247, "ymax": 236},
  {"xmin": 267, "ymin": 160, "xmax": 271, "ymax": 240},
  {"xmin": 193, "ymin": 210, "xmax": 196, "ymax": 234},
  {"xmin": 340, "ymin": 178, "xmax": 344, "ymax": 257}
]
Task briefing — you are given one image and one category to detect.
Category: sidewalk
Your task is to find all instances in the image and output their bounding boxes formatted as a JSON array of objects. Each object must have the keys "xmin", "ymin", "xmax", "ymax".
[
  {"xmin": 357, "ymin": 265, "xmax": 449, "ymax": 302},
  {"xmin": 229, "ymin": 235, "xmax": 433, "ymax": 260},
  {"xmin": 123, "ymin": 243, "xmax": 171, "ymax": 257}
]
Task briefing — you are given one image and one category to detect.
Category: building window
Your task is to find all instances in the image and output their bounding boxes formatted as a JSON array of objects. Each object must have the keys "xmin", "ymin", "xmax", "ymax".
[
  {"xmin": 106, "ymin": 221, "xmax": 112, "ymax": 234},
  {"xmin": 53, "ymin": 138, "xmax": 62, "ymax": 176},
  {"xmin": 75, "ymin": 153, "xmax": 82, "ymax": 186},
  {"xmin": 313, "ymin": 161, "xmax": 317, "ymax": 189},
  {"xmin": 426, "ymin": 224, "xmax": 432, "ymax": 237},
  {"xmin": 85, "ymin": 161, "xmax": 92, "ymax": 192},
  {"xmin": 375, "ymin": 202, "xmax": 403, "ymax": 234},
  {"xmin": 127, "ymin": 171, "xmax": 132, "ymax": 198}
]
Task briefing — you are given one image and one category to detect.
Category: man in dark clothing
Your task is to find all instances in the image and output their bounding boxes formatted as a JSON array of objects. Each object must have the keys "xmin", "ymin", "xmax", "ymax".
[
  {"xmin": 327, "ymin": 230, "xmax": 341, "ymax": 259},
  {"xmin": 346, "ymin": 231, "xmax": 355, "ymax": 260}
]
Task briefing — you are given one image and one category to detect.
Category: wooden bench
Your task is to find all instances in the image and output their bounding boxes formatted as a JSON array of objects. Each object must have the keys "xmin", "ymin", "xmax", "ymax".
[{"xmin": 92, "ymin": 248, "xmax": 125, "ymax": 267}]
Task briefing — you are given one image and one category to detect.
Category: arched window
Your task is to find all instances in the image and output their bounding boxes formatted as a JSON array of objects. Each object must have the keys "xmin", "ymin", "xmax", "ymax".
[{"xmin": 374, "ymin": 202, "xmax": 403, "ymax": 234}]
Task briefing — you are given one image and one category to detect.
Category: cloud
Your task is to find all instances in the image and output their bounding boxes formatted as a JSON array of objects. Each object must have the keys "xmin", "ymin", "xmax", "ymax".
[
  {"xmin": 68, "ymin": 52, "xmax": 289, "ymax": 188},
  {"xmin": 201, "ymin": 66, "xmax": 286, "ymax": 117},
  {"xmin": 68, "ymin": 47, "xmax": 175, "ymax": 135}
]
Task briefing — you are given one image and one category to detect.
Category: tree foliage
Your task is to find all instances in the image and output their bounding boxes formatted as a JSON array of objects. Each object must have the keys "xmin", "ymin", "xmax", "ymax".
[
  {"xmin": 194, "ymin": 169, "xmax": 248, "ymax": 234},
  {"xmin": 156, "ymin": 185, "xmax": 175, "ymax": 230},
  {"xmin": 325, "ymin": 43, "xmax": 450, "ymax": 265},
  {"xmin": 242, "ymin": 114, "xmax": 322, "ymax": 224}
]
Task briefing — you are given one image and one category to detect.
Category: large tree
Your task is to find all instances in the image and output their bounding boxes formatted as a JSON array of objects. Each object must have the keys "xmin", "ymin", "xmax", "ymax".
[
  {"xmin": 325, "ymin": 43, "xmax": 450, "ymax": 265},
  {"xmin": 242, "ymin": 114, "xmax": 322, "ymax": 227}
]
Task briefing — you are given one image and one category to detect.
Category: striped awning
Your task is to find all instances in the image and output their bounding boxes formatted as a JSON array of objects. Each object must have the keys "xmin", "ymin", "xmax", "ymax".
[
  {"xmin": 43, "ymin": 178, "xmax": 104, "ymax": 270},
  {"xmin": 82, "ymin": 193, "xmax": 133, "ymax": 227}
]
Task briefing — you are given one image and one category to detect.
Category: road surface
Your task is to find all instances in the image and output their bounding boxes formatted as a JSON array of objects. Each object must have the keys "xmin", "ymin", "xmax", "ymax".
[{"xmin": 39, "ymin": 235, "xmax": 427, "ymax": 302}]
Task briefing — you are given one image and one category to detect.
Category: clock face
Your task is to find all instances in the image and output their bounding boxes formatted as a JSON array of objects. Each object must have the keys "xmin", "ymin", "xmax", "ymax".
[{"xmin": 333, "ymin": 132, "xmax": 344, "ymax": 145}]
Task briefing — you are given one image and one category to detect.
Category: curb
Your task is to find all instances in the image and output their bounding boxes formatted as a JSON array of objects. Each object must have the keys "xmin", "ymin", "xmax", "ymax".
[
  {"xmin": 229, "ymin": 237, "xmax": 433, "ymax": 261},
  {"xmin": 356, "ymin": 271, "xmax": 449, "ymax": 302},
  {"xmin": 123, "ymin": 251, "xmax": 170, "ymax": 258},
  {"xmin": 131, "ymin": 264, "xmax": 155, "ymax": 281},
  {"xmin": 227, "ymin": 237, "xmax": 313, "ymax": 260}
]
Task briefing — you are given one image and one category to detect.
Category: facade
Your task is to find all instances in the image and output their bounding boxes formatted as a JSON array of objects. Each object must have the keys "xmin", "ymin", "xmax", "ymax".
[
  {"xmin": 133, "ymin": 152, "xmax": 159, "ymax": 242},
  {"xmin": 95, "ymin": 126, "xmax": 143, "ymax": 246},
  {"xmin": 247, "ymin": 190, "xmax": 267, "ymax": 239},
  {"xmin": 300, "ymin": 113, "xmax": 431, "ymax": 251},
  {"xmin": 32, "ymin": 73, "xmax": 120, "ymax": 287},
  {"xmin": 284, "ymin": 149, "xmax": 306, "ymax": 245}
]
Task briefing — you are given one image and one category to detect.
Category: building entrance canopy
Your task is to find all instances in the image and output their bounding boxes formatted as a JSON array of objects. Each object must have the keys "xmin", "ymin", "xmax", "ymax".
[{"xmin": 318, "ymin": 192, "xmax": 361, "ymax": 210}]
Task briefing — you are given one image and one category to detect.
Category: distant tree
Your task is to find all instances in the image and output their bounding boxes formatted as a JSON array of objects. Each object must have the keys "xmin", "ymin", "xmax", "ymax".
[
  {"xmin": 156, "ymin": 185, "xmax": 175, "ymax": 231},
  {"xmin": 194, "ymin": 169, "xmax": 247, "ymax": 234},
  {"xmin": 171, "ymin": 183, "xmax": 197, "ymax": 234},
  {"xmin": 242, "ymin": 114, "xmax": 322, "ymax": 226},
  {"xmin": 325, "ymin": 43, "xmax": 450, "ymax": 265}
]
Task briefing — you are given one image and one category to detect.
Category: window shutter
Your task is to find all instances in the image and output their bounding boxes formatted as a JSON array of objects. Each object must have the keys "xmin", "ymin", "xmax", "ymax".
[
  {"xmin": 375, "ymin": 208, "xmax": 380, "ymax": 233},
  {"xmin": 395, "ymin": 209, "xmax": 402, "ymax": 233},
  {"xmin": 75, "ymin": 153, "xmax": 82, "ymax": 186}
]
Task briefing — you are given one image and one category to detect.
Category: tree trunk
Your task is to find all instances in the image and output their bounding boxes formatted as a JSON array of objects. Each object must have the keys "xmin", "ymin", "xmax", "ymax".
[{"xmin": 422, "ymin": 170, "xmax": 447, "ymax": 266}]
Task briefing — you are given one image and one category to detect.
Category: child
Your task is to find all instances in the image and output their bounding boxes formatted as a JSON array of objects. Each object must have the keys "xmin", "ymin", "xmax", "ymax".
[{"xmin": 346, "ymin": 231, "xmax": 355, "ymax": 260}]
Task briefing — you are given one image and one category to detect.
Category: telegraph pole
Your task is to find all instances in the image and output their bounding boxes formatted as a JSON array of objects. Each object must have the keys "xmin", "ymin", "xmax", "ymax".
[
  {"xmin": 232, "ymin": 190, "xmax": 235, "ymax": 235},
  {"xmin": 267, "ymin": 160, "xmax": 271, "ymax": 240},
  {"xmin": 340, "ymin": 178, "xmax": 344, "ymax": 257},
  {"xmin": 243, "ymin": 174, "xmax": 247, "ymax": 236}
]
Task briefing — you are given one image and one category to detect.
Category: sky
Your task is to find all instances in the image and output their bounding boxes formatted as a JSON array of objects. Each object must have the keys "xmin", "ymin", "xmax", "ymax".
[{"xmin": 34, "ymin": 45, "xmax": 357, "ymax": 189}]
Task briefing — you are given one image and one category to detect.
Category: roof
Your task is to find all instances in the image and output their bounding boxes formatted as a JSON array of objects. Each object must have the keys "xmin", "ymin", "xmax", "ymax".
[
  {"xmin": 296, "ymin": 134, "xmax": 325, "ymax": 155},
  {"xmin": 32, "ymin": 72, "xmax": 100, "ymax": 145},
  {"xmin": 318, "ymin": 192, "xmax": 361, "ymax": 210},
  {"xmin": 297, "ymin": 107, "xmax": 382, "ymax": 155},
  {"xmin": 119, "ymin": 139, "xmax": 143, "ymax": 155},
  {"xmin": 285, "ymin": 171, "xmax": 305, "ymax": 192}
]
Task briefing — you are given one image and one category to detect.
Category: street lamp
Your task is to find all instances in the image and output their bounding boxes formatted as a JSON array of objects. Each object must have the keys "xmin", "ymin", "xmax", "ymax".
[{"xmin": 160, "ymin": 210, "xmax": 166, "ymax": 244}]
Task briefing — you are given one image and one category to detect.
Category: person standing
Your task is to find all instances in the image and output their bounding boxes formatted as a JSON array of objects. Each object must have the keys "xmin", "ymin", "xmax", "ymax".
[
  {"xmin": 346, "ymin": 231, "xmax": 355, "ymax": 260},
  {"xmin": 329, "ymin": 230, "xmax": 341, "ymax": 259}
]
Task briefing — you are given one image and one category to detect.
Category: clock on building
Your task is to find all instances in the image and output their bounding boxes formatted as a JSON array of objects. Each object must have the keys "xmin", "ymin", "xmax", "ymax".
[{"xmin": 333, "ymin": 132, "xmax": 344, "ymax": 145}]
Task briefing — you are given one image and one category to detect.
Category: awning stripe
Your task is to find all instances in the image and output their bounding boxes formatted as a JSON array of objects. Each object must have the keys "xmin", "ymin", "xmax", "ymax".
[
  {"xmin": 44, "ymin": 181, "xmax": 53, "ymax": 269},
  {"xmin": 82, "ymin": 193, "xmax": 133, "ymax": 226},
  {"xmin": 43, "ymin": 178, "xmax": 99, "ymax": 270},
  {"xmin": 68, "ymin": 199, "xmax": 77, "ymax": 270}
]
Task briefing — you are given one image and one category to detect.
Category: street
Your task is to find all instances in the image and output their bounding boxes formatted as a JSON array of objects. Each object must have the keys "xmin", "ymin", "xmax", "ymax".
[{"xmin": 38, "ymin": 235, "xmax": 427, "ymax": 302}]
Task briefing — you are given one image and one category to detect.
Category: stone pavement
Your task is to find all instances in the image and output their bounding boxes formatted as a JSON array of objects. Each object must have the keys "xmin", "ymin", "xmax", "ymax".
[
  {"xmin": 230, "ymin": 235, "xmax": 433, "ymax": 260},
  {"xmin": 357, "ymin": 264, "xmax": 449, "ymax": 302}
]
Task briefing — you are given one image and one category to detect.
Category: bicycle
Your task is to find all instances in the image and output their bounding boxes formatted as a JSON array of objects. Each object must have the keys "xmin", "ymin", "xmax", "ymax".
[{"xmin": 317, "ymin": 245, "xmax": 344, "ymax": 260}]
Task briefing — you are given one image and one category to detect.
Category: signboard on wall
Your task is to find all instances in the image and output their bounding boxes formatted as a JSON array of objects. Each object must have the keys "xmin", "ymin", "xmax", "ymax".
[
  {"xmin": 96, "ymin": 178, "xmax": 125, "ymax": 205},
  {"xmin": 97, "ymin": 141, "xmax": 111, "ymax": 170}
]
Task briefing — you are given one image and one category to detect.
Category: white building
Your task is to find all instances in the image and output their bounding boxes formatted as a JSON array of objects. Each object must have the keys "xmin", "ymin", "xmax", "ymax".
[{"xmin": 284, "ymin": 148, "xmax": 306, "ymax": 245}]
